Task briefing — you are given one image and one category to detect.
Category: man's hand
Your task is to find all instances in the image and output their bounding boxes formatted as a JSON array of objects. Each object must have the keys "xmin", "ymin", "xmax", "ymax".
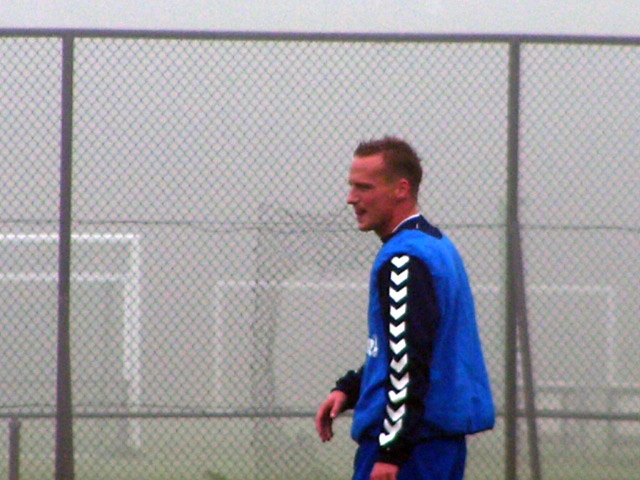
[
  {"xmin": 370, "ymin": 462, "xmax": 399, "ymax": 480},
  {"xmin": 315, "ymin": 390, "xmax": 348, "ymax": 442}
]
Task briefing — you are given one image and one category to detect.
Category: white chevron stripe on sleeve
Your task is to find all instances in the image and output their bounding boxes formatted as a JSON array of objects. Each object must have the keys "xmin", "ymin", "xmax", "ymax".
[
  {"xmin": 390, "ymin": 304, "xmax": 406, "ymax": 320},
  {"xmin": 390, "ymin": 372, "xmax": 409, "ymax": 391},
  {"xmin": 383, "ymin": 418, "xmax": 402, "ymax": 434},
  {"xmin": 388, "ymin": 285, "xmax": 407, "ymax": 303},
  {"xmin": 379, "ymin": 429, "xmax": 399, "ymax": 447},
  {"xmin": 391, "ymin": 255, "xmax": 409, "ymax": 269},
  {"xmin": 391, "ymin": 269, "xmax": 409, "ymax": 285},
  {"xmin": 389, "ymin": 338, "xmax": 407, "ymax": 355},
  {"xmin": 379, "ymin": 418, "xmax": 404, "ymax": 446},
  {"xmin": 388, "ymin": 387, "xmax": 408, "ymax": 403},
  {"xmin": 389, "ymin": 321, "xmax": 405, "ymax": 338},
  {"xmin": 386, "ymin": 404, "xmax": 406, "ymax": 423},
  {"xmin": 390, "ymin": 354, "xmax": 408, "ymax": 373}
]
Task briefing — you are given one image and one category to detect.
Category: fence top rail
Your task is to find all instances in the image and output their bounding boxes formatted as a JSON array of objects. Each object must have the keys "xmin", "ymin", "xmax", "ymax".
[{"xmin": 1, "ymin": 28, "xmax": 640, "ymax": 45}]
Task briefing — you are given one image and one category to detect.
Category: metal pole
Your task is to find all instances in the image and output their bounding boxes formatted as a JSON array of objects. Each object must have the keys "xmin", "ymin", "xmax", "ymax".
[
  {"xmin": 504, "ymin": 39, "xmax": 521, "ymax": 480},
  {"xmin": 515, "ymin": 235, "xmax": 543, "ymax": 480},
  {"xmin": 506, "ymin": 40, "xmax": 542, "ymax": 480},
  {"xmin": 55, "ymin": 33, "xmax": 75, "ymax": 480},
  {"xmin": 505, "ymin": 38, "xmax": 543, "ymax": 480},
  {"xmin": 9, "ymin": 418, "xmax": 21, "ymax": 480},
  {"xmin": 506, "ymin": 41, "xmax": 542, "ymax": 480}
]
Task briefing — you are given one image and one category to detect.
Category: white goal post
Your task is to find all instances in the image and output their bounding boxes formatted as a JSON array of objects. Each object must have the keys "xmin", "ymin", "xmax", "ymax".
[{"xmin": 0, "ymin": 233, "xmax": 142, "ymax": 448}]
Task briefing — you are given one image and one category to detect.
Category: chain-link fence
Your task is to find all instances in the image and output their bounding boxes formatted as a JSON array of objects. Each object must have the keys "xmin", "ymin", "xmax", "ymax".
[{"xmin": 0, "ymin": 30, "xmax": 638, "ymax": 480}]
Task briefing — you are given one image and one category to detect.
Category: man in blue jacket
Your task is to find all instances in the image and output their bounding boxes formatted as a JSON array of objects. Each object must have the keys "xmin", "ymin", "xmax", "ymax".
[{"xmin": 315, "ymin": 137, "xmax": 494, "ymax": 480}]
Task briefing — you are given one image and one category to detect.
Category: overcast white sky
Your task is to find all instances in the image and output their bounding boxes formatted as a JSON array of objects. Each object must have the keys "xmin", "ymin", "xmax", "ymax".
[{"xmin": 0, "ymin": 0, "xmax": 639, "ymax": 36}]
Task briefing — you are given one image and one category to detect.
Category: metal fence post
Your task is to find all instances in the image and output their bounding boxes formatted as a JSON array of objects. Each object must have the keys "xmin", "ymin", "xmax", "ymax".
[
  {"xmin": 55, "ymin": 32, "xmax": 76, "ymax": 480},
  {"xmin": 9, "ymin": 418, "xmax": 21, "ymax": 480},
  {"xmin": 505, "ymin": 38, "xmax": 543, "ymax": 480},
  {"xmin": 504, "ymin": 38, "xmax": 521, "ymax": 480}
]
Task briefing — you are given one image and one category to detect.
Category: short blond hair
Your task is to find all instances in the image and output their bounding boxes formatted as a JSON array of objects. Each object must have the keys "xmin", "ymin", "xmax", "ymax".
[{"xmin": 354, "ymin": 136, "xmax": 423, "ymax": 198}]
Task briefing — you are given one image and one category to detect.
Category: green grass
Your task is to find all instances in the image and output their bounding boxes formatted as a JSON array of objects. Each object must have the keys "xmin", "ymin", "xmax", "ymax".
[{"xmin": 4, "ymin": 418, "xmax": 640, "ymax": 479}]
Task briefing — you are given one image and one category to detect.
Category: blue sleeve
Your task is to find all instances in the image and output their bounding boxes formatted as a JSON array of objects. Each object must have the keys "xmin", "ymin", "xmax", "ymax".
[{"xmin": 375, "ymin": 255, "xmax": 440, "ymax": 466}]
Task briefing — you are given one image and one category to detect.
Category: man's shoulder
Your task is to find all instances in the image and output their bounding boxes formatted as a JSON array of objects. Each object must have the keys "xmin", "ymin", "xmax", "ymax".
[
  {"xmin": 377, "ymin": 229, "xmax": 460, "ymax": 273},
  {"xmin": 383, "ymin": 228, "xmax": 447, "ymax": 253},
  {"xmin": 375, "ymin": 235, "xmax": 430, "ymax": 273}
]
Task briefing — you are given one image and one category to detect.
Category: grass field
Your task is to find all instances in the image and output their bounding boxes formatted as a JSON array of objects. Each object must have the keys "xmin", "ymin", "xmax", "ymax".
[{"xmin": 3, "ymin": 417, "xmax": 639, "ymax": 479}]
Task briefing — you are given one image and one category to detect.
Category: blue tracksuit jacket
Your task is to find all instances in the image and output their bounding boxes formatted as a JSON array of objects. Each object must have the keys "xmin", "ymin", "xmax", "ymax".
[{"xmin": 334, "ymin": 215, "xmax": 494, "ymax": 466}]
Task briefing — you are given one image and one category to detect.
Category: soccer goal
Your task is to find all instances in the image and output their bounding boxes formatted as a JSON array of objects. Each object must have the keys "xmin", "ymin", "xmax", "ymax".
[{"xmin": 0, "ymin": 232, "xmax": 143, "ymax": 449}]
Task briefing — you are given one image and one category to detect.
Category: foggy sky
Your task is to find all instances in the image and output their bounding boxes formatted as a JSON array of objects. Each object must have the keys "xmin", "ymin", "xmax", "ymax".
[{"xmin": 1, "ymin": 0, "xmax": 639, "ymax": 36}]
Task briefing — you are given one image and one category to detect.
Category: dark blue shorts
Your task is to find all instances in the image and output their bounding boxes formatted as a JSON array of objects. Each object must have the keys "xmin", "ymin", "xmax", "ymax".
[{"xmin": 353, "ymin": 436, "xmax": 466, "ymax": 480}]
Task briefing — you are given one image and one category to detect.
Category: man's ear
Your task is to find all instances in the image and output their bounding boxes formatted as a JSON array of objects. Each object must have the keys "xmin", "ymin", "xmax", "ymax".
[{"xmin": 395, "ymin": 178, "xmax": 411, "ymax": 200}]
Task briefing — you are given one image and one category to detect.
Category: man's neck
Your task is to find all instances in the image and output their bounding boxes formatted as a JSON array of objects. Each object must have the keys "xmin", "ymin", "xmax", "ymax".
[{"xmin": 391, "ymin": 211, "xmax": 421, "ymax": 234}]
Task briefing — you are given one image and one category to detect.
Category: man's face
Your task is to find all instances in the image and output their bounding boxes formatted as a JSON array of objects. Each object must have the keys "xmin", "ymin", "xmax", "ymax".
[{"xmin": 347, "ymin": 153, "xmax": 398, "ymax": 238}]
